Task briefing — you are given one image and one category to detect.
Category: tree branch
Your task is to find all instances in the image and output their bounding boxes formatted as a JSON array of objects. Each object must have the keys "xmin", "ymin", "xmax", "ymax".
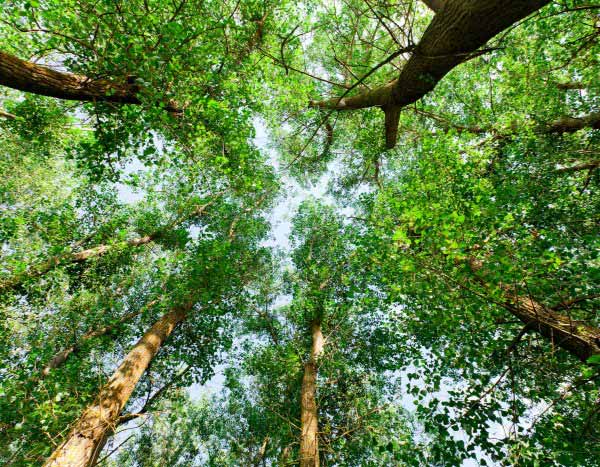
[{"xmin": 310, "ymin": 0, "xmax": 550, "ymax": 148}]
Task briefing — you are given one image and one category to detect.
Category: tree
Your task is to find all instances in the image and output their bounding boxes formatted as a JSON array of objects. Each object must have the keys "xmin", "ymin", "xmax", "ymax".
[
  {"xmin": 2, "ymin": 0, "xmax": 600, "ymax": 465},
  {"xmin": 310, "ymin": 0, "xmax": 551, "ymax": 147}
]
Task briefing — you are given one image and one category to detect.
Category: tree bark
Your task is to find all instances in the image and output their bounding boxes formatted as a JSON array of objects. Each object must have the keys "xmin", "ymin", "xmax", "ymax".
[
  {"xmin": 421, "ymin": 0, "xmax": 445, "ymax": 13},
  {"xmin": 299, "ymin": 321, "xmax": 324, "ymax": 467},
  {"xmin": 311, "ymin": 0, "xmax": 550, "ymax": 148},
  {"xmin": 468, "ymin": 258, "xmax": 600, "ymax": 362},
  {"xmin": 0, "ymin": 51, "xmax": 143, "ymax": 104},
  {"xmin": 39, "ymin": 299, "xmax": 161, "ymax": 379},
  {"xmin": 42, "ymin": 304, "xmax": 190, "ymax": 467}
]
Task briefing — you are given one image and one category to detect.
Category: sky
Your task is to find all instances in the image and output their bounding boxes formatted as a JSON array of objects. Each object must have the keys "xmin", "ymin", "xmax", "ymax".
[{"xmin": 108, "ymin": 119, "xmax": 508, "ymax": 467}]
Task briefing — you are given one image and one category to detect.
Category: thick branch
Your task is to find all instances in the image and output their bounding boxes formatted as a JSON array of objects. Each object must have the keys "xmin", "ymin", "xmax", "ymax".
[
  {"xmin": 548, "ymin": 112, "xmax": 600, "ymax": 134},
  {"xmin": 0, "ymin": 50, "xmax": 179, "ymax": 112},
  {"xmin": 469, "ymin": 257, "xmax": 600, "ymax": 362},
  {"xmin": 311, "ymin": 0, "xmax": 550, "ymax": 147}
]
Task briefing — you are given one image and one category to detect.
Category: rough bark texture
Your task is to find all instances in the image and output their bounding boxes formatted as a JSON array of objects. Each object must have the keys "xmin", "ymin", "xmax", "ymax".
[
  {"xmin": 311, "ymin": 0, "xmax": 550, "ymax": 148},
  {"xmin": 0, "ymin": 51, "xmax": 141, "ymax": 104},
  {"xmin": 43, "ymin": 305, "xmax": 189, "ymax": 467},
  {"xmin": 299, "ymin": 321, "xmax": 324, "ymax": 467},
  {"xmin": 503, "ymin": 287, "xmax": 600, "ymax": 362},
  {"xmin": 469, "ymin": 258, "xmax": 600, "ymax": 362},
  {"xmin": 0, "ymin": 50, "xmax": 183, "ymax": 114}
]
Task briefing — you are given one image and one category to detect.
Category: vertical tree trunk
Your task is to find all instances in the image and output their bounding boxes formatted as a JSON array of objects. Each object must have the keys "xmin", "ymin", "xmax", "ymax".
[
  {"xmin": 299, "ymin": 321, "xmax": 324, "ymax": 467},
  {"xmin": 43, "ymin": 304, "xmax": 190, "ymax": 467}
]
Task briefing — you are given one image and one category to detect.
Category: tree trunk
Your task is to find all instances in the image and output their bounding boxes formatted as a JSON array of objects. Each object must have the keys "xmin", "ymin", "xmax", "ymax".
[
  {"xmin": 42, "ymin": 304, "xmax": 189, "ymax": 467},
  {"xmin": 311, "ymin": 0, "xmax": 550, "ymax": 148},
  {"xmin": 299, "ymin": 321, "xmax": 324, "ymax": 467}
]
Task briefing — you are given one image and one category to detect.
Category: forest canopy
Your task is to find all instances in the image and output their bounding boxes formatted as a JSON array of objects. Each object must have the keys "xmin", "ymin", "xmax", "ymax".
[{"xmin": 0, "ymin": 0, "xmax": 599, "ymax": 466}]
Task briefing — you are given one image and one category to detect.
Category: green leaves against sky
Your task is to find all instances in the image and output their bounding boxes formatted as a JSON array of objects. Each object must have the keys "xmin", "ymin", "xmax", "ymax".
[{"xmin": 0, "ymin": 1, "xmax": 599, "ymax": 466}]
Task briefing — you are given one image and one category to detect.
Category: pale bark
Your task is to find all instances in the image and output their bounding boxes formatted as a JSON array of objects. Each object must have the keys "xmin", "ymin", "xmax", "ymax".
[
  {"xmin": 43, "ymin": 304, "xmax": 189, "ymax": 467},
  {"xmin": 299, "ymin": 321, "xmax": 324, "ymax": 467},
  {"xmin": 311, "ymin": 0, "xmax": 550, "ymax": 148}
]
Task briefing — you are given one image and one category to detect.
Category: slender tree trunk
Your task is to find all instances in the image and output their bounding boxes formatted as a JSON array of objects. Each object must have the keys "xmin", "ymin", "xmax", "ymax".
[
  {"xmin": 43, "ymin": 304, "xmax": 190, "ymax": 467},
  {"xmin": 299, "ymin": 321, "xmax": 324, "ymax": 467}
]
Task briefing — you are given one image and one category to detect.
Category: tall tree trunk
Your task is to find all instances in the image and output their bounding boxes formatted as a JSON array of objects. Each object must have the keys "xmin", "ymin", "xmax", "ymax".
[
  {"xmin": 299, "ymin": 321, "xmax": 324, "ymax": 467},
  {"xmin": 42, "ymin": 304, "xmax": 190, "ymax": 467},
  {"xmin": 311, "ymin": 0, "xmax": 550, "ymax": 148}
]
